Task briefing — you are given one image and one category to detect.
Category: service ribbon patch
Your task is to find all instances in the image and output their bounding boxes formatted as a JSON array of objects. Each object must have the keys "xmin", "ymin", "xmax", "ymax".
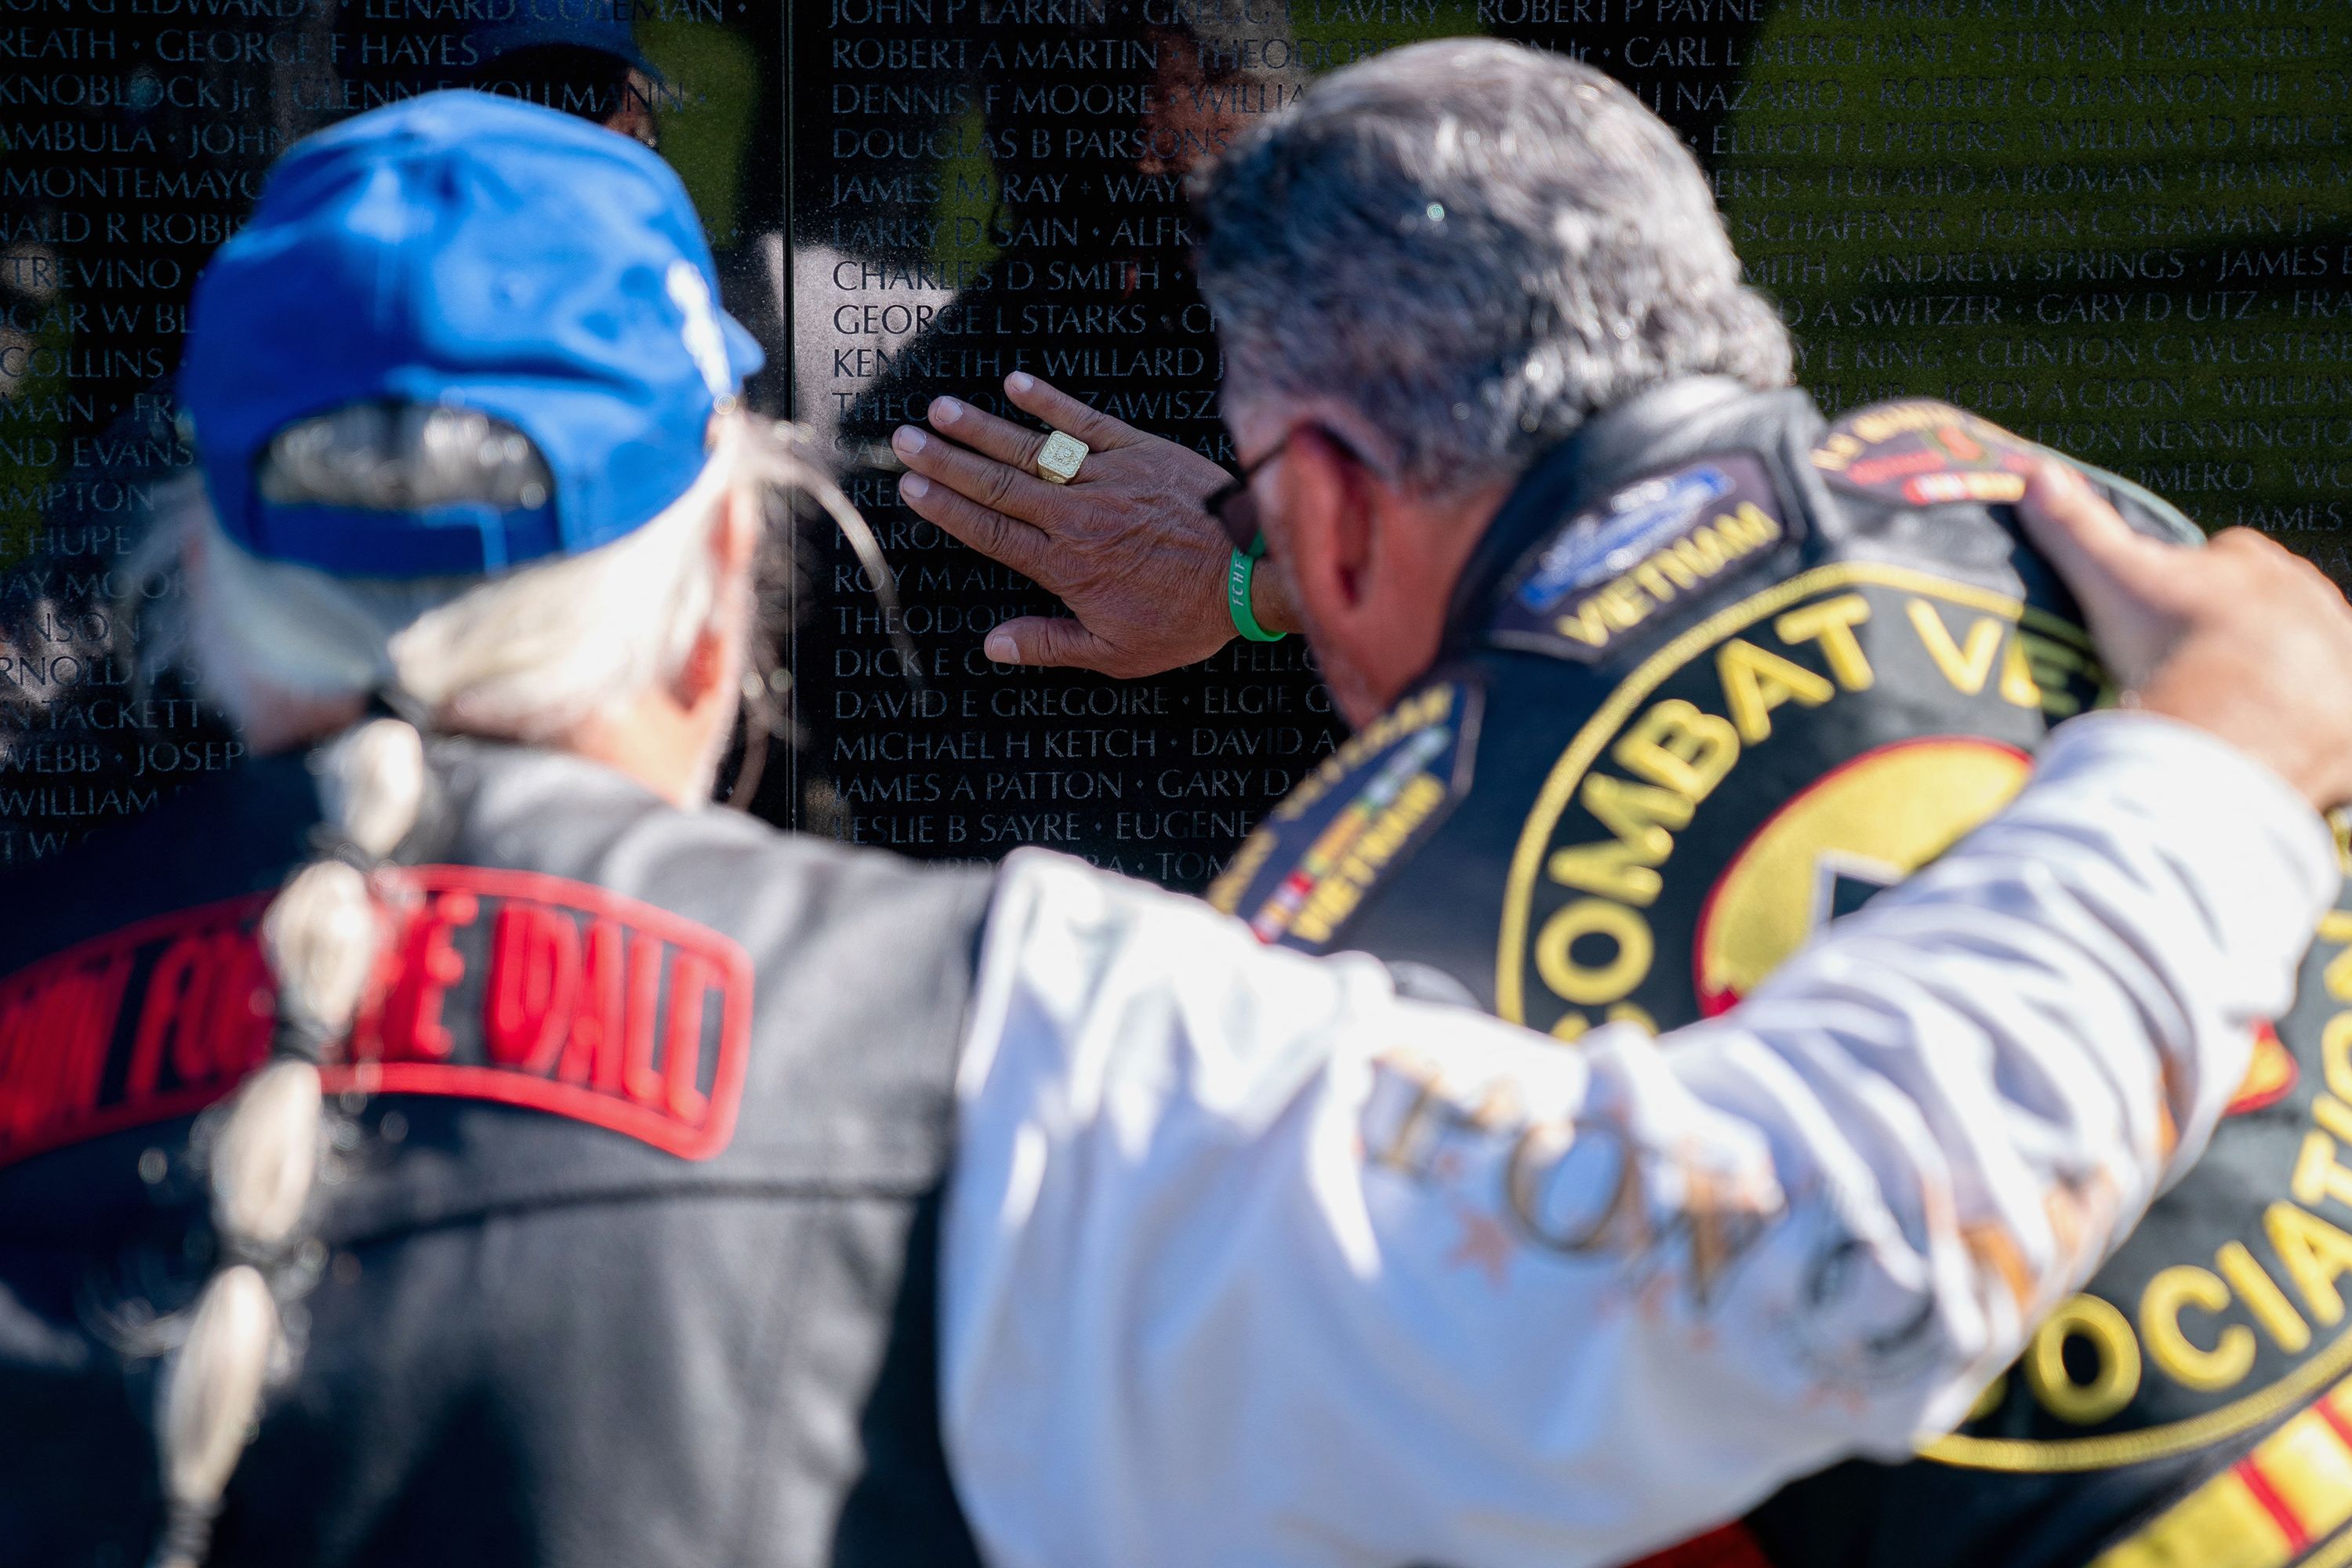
[
  {"xmin": 1208, "ymin": 678, "xmax": 1481, "ymax": 954},
  {"xmin": 0, "ymin": 866, "xmax": 753, "ymax": 1167},
  {"xmin": 1489, "ymin": 452, "xmax": 1793, "ymax": 666},
  {"xmin": 1810, "ymin": 397, "xmax": 2042, "ymax": 508}
]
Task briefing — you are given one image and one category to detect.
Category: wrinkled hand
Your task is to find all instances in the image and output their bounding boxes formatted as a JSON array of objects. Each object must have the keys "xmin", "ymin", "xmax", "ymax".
[
  {"xmin": 2020, "ymin": 459, "xmax": 2352, "ymax": 812},
  {"xmin": 890, "ymin": 372, "xmax": 1256, "ymax": 677}
]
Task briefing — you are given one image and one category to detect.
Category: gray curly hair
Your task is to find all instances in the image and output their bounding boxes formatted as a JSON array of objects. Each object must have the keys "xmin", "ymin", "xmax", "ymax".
[{"xmin": 1191, "ymin": 38, "xmax": 1794, "ymax": 497}]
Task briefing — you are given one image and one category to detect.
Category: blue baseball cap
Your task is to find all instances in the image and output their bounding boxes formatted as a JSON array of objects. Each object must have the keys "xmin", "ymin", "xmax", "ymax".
[{"xmin": 180, "ymin": 90, "xmax": 763, "ymax": 579}]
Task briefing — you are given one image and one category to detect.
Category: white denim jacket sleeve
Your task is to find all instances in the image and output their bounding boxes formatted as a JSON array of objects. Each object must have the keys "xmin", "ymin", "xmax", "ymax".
[{"xmin": 941, "ymin": 712, "xmax": 2339, "ymax": 1568}]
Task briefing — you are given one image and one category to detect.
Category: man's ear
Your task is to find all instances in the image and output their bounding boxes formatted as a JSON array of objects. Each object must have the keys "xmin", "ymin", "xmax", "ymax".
[{"xmin": 1278, "ymin": 428, "xmax": 1377, "ymax": 624}]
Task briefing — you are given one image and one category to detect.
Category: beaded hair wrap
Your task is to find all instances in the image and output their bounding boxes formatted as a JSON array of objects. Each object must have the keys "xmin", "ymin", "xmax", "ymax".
[{"xmin": 149, "ymin": 716, "xmax": 427, "ymax": 1568}]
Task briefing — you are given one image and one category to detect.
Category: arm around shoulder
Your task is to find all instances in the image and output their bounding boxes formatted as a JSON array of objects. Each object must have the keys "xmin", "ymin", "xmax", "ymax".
[{"xmin": 937, "ymin": 711, "xmax": 2337, "ymax": 1568}]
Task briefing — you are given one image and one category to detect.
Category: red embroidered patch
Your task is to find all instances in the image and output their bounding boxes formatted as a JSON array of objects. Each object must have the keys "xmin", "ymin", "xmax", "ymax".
[{"xmin": 0, "ymin": 867, "xmax": 753, "ymax": 1167}]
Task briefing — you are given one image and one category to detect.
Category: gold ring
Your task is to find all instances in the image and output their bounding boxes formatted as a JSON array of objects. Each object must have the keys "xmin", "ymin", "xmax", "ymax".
[{"xmin": 1036, "ymin": 430, "xmax": 1088, "ymax": 485}]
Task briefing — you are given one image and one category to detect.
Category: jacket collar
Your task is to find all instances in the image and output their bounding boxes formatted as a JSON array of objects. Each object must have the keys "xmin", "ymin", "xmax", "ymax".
[{"xmin": 1438, "ymin": 376, "xmax": 1769, "ymax": 651}]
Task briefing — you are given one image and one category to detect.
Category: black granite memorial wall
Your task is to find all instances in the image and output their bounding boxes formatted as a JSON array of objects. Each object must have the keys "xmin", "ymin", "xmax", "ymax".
[{"xmin": 4, "ymin": 0, "xmax": 2350, "ymax": 891}]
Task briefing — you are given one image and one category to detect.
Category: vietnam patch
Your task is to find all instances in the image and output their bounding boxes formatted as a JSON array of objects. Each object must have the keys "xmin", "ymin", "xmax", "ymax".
[
  {"xmin": 1489, "ymin": 452, "xmax": 1791, "ymax": 666},
  {"xmin": 1207, "ymin": 677, "xmax": 1480, "ymax": 954},
  {"xmin": 1811, "ymin": 398, "xmax": 2042, "ymax": 507}
]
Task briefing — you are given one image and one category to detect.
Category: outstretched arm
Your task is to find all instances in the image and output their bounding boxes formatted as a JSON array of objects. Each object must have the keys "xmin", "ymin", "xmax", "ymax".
[
  {"xmin": 940, "ymin": 467, "xmax": 2352, "ymax": 1568},
  {"xmin": 891, "ymin": 372, "xmax": 1291, "ymax": 676}
]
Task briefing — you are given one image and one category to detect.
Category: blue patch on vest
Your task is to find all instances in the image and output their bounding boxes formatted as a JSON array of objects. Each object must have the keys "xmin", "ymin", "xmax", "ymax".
[
  {"xmin": 1490, "ymin": 452, "xmax": 1791, "ymax": 665},
  {"xmin": 1515, "ymin": 462, "xmax": 1737, "ymax": 613}
]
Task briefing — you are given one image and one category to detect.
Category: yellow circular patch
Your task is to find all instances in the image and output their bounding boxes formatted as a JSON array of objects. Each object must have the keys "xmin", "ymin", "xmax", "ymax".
[{"xmin": 1693, "ymin": 738, "xmax": 2030, "ymax": 1016}]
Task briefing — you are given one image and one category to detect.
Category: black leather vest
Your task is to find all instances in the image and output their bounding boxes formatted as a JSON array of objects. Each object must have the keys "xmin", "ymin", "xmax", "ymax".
[
  {"xmin": 1210, "ymin": 379, "xmax": 2352, "ymax": 1568},
  {"xmin": 0, "ymin": 739, "xmax": 991, "ymax": 1568}
]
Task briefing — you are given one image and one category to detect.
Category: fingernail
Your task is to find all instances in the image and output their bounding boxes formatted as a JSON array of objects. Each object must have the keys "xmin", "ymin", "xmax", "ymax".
[
  {"xmin": 892, "ymin": 425, "xmax": 925, "ymax": 454},
  {"xmin": 985, "ymin": 630, "xmax": 1015, "ymax": 662},
  {"xmin": 1007, "ymin": 371, "xmax": 1034, "ymax": 394},
  {"xmin": 901, "ymin": 473, "xmax": 930, "ymax": 499},
  {"xmin": 931, "ymin": 397, "xmax": 963, "ymax": 425}
]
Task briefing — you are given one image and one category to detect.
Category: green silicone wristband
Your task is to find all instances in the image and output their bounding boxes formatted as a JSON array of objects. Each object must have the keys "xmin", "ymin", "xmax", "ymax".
[{"xmin": 1228, "ymin": 546, "xmax": 1286, "ymax": 642}]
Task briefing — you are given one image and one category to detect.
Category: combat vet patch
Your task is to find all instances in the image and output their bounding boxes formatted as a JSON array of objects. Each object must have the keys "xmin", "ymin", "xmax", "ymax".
[
  {"xmin": 1497, "ymin": 558, "xmax": 2352, "ymax": 1475},
  {"xmin": 1495, "ymin": 561, "xmax": 2109, "ymax": 1044},
  {"xmin": 1811, "ymin": 398, "xmax": 2041, "ymax": 507},
  {"xmin": 0, "ymin": 867, "xmax": 753, "ymax": 1167},
  {"xmin": 1490, "ymin": 452, "xmax": 1792, "ymax": 665},
  {"xmin": 1207, "ymin": 677, "xmax": 1480, "ymax": 954}
]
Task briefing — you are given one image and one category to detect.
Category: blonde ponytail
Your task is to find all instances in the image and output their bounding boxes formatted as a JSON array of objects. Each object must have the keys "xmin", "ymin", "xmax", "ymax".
[{"xmin": 150, "ymin": 716, "xmax": 427, "ymax": 1568}]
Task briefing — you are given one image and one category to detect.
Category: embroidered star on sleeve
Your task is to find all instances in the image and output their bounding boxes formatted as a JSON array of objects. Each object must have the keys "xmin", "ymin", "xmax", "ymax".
[{"xmin": 1448, "ymin": 1205, "xmax": 1519, "ymax": 1289}]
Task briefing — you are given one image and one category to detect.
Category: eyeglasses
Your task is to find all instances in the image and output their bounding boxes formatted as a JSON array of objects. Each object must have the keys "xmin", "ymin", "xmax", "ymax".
[
  {"xmin": 1204, "ymin": 423, "xmax": 1370, "ymax": 556},
  {"xmin": 1204, "ymin": 444, "xmax": 1279, "ymax": 556}
]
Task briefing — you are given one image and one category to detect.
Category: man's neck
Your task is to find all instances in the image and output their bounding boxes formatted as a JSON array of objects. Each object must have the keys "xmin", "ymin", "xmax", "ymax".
[{"xmin": 1415, "ymin": 482, "xmax": 1511, "ymax": 637}]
